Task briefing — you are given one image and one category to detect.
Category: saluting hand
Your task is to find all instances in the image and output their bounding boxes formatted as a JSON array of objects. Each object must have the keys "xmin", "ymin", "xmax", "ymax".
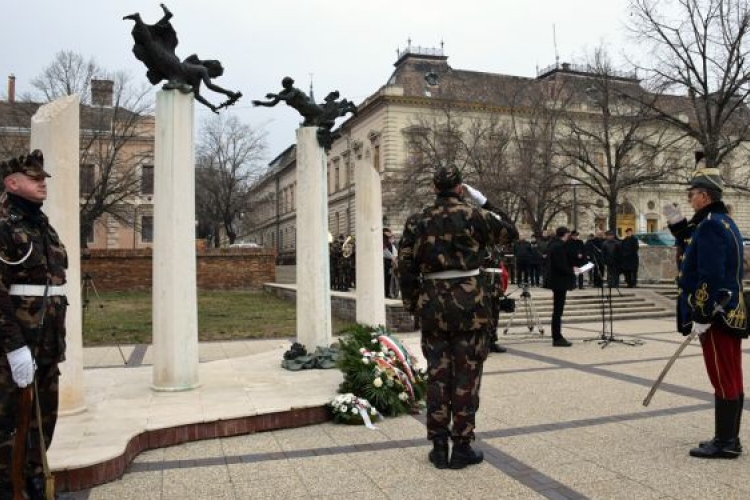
[{"xmin": 662, "ymin": 203, "xmax": 684, "ymax": 225}]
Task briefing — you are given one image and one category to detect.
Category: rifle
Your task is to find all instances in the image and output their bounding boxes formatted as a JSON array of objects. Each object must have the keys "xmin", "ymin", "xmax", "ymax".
[
  {"xmin": 11, "ymin": 387, "xmax": 33, "ymax": 500},
  {"xmin": 11, "ymin": 281, "xmax": 54, "ymax": 500}
]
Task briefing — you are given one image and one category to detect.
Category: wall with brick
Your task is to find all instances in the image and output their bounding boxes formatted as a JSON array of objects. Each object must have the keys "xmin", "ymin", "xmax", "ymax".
[
  {"xmin": 264, "ymin": 284, "xmax": 415, "ymax": 333},
  {"xmin": 81, "ymin": 248, "xmax": 276, "ymax": 291}
]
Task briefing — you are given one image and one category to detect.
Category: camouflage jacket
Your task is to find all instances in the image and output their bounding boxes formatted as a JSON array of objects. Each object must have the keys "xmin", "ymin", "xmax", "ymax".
[
  {"xmin": 0, "ymin": 193, "xmax": 68, "ymax": 361},
  {"xmin": 397, "ymin": 192, "xmax": 517, "ymax": 332}
]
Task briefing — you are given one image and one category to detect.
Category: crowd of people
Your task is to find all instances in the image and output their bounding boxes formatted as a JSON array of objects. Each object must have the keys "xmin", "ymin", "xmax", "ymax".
[{"xmin": 509, "ymin": 228, "xmax": 640, "ymax": 290}]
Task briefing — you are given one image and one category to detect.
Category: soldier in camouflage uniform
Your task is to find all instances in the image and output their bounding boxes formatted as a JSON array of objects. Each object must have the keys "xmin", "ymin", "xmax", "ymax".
[
  {"xmin": 398, "ymin": 166, "xmax": 517, "ymax": 470},
  {"xmin": 0, "ymin": 150, "xmax": 67, "ymax": 500}
]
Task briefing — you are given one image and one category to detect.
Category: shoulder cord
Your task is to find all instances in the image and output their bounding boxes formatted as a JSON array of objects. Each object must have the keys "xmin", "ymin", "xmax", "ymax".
[{"xmin": 0, "ymin": 243, "xmax": 32, "ymax": 266}]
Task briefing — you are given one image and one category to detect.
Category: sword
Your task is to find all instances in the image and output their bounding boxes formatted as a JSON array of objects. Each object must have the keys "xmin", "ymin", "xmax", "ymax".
[
  {"xmin": 643, "ymin": 290, "xmax": 732, "ymax": 407},
  {"xmin": 642, "ymin": 330, "xmax": 697, "ymax": 407}
]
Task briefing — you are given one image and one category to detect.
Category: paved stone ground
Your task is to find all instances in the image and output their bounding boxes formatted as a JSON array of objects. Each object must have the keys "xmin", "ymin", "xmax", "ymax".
[{"xmin": 62, "ymin": 318, "xmax": 750, "ymax": 499}]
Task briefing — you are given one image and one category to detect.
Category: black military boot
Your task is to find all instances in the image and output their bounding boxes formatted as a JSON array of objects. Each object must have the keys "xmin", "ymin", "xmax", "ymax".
[
  {"xmin": 449, "ymin": 441, "xmax": 484, "ymax": 469},
  {"xmin": 700, "ymin": 394, "xmax": 743, "ymax": 452},
  {"xmin": 428, "ymin": 437, "xmax": 449, "ymax": 469},
  {"xmin": 489, "ymin": 343, "xmax": 507, "ymax": 353},
  {"xmin": 690, "ymin": 397, "xmax": 742, "ymax": 459},
  {"xmin": 0, "ymin": 480, "xmax": 12, "ymax": 500}
]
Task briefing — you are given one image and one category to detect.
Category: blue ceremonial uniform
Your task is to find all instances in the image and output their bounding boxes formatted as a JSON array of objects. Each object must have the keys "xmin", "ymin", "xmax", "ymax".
[{"xmin": 671, "ymin": 203, "xmax": 747, "ymax": 336}]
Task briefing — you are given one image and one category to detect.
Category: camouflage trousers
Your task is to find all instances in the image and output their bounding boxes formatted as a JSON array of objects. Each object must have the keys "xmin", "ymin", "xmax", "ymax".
[
  {"xmin": 421, "ymin": 328, "xmax": 489, "ymax": 443},
  {"xmin": 0, "ymin": 356, "xmax": 59, "ymax": 485}
]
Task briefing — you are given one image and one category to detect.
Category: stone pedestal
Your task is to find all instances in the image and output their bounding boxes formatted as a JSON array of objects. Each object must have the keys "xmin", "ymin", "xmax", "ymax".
[
  {"xmin": 295, "ymin": 128, "xmax": 332, "ymax": 349},
  {"xmin": 31, "ymin": 95, "xmax": 86, "ymax": 415},
  {"xmin": 152, "ymin": 90, "xmax": 199, "ymax": 391},
  {"xmin": 355, "ymin": 163, "xmax": 386, "ymax": 327}
]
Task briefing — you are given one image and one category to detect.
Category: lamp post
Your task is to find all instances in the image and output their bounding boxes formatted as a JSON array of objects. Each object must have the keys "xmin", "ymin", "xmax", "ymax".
[{"xmin": 571, "ymin": 179, "xmax": 580, "ymax": 230}]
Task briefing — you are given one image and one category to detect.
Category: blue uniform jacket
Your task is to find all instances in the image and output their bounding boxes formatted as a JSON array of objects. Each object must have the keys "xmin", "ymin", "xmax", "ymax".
[{"xmin": 670, "ymin": 201, "xmax": 747, "ymax": 336}]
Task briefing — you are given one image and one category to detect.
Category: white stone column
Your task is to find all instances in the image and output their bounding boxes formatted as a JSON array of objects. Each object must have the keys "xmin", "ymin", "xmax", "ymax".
[
  {"xmin": 30, "ymin": 95, "xmax": 86, "ymax": 415},
  {"xmin": 295, "ymin": 127, "xmax": 332, "ymax": 349},
  {"xmin": 152, "ymin": 90, "xmax": 199, "ymax": 391},
  {"xmin": 355, "ymin": 162, "xmax": 386, "ymax": 326}
]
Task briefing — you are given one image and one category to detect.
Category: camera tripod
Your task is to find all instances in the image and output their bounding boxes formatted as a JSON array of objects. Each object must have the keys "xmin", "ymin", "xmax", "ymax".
[
  {"xmin": 82, "ymin": 273, "xmax": 127, "ymax": 364},
  {"xmin": 502, "ymin": 283, "xmax": 544, "ymax": 336}
]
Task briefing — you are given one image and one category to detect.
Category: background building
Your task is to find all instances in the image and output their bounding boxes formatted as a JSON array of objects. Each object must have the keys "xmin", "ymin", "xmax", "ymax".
[
  {"xmin": 249, "ymin": 44, "xmax": 750, "ymax": 260},
  {"xmin": 0, "ymin": 75, "xmax": 155, "ymax": 249}
]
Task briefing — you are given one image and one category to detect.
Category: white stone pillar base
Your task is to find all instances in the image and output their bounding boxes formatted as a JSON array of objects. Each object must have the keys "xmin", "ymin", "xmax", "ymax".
[
  {"xmin": 355, "ymin": 162, "xmax": 386, "ymax": 326},
  {"xmin": 152, "ymin": 90, "xmax": 200, "ymax": 392},
  {"xmin": 295, "ymin": 128, "xmax": 332, "ymax": 349},
  {"xmin": 31, "ymin": 95, "xmax": 86, "ymax": 415}
]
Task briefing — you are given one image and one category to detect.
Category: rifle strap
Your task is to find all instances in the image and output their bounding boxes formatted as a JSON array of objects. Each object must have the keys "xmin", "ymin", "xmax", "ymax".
[{"xmin": 32, "ymin": 379, "xmax": 54, "ymax": 500}]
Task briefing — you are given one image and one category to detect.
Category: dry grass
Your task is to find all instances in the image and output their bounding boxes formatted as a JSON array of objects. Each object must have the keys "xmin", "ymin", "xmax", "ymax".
[{"xmin": 81, "ymin": 289, "xmax": 354, "ymax": 346}]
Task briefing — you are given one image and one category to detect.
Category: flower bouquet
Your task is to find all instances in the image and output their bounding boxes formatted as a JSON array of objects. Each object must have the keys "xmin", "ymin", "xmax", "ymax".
[
  {"xmin": 336, "ymin": 324, "xmax": 427, "ymax": 417},
  {"xmin": 328, "ymin": 393, "xmax": 381, "ymax": 427}
]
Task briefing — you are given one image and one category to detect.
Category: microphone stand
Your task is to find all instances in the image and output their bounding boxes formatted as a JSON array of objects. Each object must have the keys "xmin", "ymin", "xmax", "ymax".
[{"xmin": 597, "ymin": 249, "xmax": 643, "ymax": 348}]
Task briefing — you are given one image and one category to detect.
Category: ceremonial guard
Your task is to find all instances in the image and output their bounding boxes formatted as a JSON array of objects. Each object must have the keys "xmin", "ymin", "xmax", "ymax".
[
  {"xmin": 398, "ymin": 166, "xmax": 516, "ymax": 470},
  {"xmin": 665, "ymin": 155, "xmax": 747, "ymax": 459},
  {"xmin": 0, "ymin": 151, "xmax": 67, "ymax": 499}
]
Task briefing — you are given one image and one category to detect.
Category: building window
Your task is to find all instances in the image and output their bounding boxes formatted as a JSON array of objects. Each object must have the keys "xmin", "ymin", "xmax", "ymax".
[
  {"xmin": 141, "ymin": 215, "xmax": 154, "ymax": 243},
  {"xmin": 83, "ymin": 224, "xmax": 94, "ymax": 244},
  {"xmin": 335, "ymin": 164, "xmax": 340, "ymax": 192},
  {"xmin": 80, "ymin": 164, "xmax": 95, "ymax": 195},
  {"xmin": 141, "ymin": 165, "xmax": 154, "ymax": 195}
]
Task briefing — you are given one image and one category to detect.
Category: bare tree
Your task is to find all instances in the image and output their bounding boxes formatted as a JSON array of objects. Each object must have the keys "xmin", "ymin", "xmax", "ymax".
[
  {"xmin": 196, "ymin": 115, "xmax": 267, "ymax": 247},
  {"xmin": 31, "ymin": 50, "xmax": 100, "ymax": 104},
  {"xmin": 78, "ymin": 71, "xmax": 154, "ymax": 248},
  {"xmin": 4, "ymin": 52, "xmax": 154, "ymax": 247},
  {"xmin": 627, "ymin": 0, "xmax": 750, "ymax": 186},
  {"xmin": 503, "ymin": 78, "xmax": 572, "ymax": 236},
  {"xmin": 394, "ymin": 103, "xmax": 517, "ymax": 218},
  {"xmin": 556, "ymin": 47, "xmax": 685, "ymax": 230}
]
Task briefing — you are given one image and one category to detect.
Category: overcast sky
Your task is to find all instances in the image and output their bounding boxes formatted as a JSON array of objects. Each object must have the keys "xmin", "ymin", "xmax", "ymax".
[{"xmin": 1, "ymin": 0, "xmax": 636, "ymax": 162}]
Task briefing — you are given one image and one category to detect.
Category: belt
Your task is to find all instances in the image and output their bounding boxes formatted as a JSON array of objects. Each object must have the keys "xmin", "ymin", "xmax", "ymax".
[
  {"xmin": 482, "ymin": 268, "xmax": 504, "ymax": 274},
  {"xmin": 423, "ymin": 269, "xmax": 480, "ymax": 280},
  {"xmin": 9, "ymin": 284, "xmax": 66, "ymax": 297}
]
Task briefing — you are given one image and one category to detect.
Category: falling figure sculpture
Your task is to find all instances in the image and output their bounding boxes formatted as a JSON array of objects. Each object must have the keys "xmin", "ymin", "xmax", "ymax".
[
  {"xmin": 253, "ymin": 76, "xmax": 357, "ymax": 150},
  {"xmin": 124, "ymin": 3, "xmax": 242, "ymax": 113}
]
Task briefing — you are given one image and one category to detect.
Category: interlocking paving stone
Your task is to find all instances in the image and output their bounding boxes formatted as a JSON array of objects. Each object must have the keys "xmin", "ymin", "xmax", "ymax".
[{"xmin": 74, "ymin": 317, "xmax": 750, "ymax": 499}]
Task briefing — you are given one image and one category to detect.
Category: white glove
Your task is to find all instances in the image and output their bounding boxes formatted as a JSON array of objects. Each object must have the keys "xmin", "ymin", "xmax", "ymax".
[
  {"xmin": 462, "ymin": 184, "xmax": 487, "ymax": 206},
  {"xmin": 662, "ymin": 203, "xmax": 684, "ymax": 225},
  {"xmin": 6, "ymin": 346, "xmax": 35, "ymax": 388},
  {"xmin": 692, "ymin": 322, "xmax": 711, "ymax": 336}
]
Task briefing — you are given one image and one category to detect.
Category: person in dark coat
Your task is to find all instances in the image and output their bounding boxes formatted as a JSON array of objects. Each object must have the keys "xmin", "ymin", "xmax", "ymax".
[
  {"xmin": 566, "ymin": 230, "xmax": 586, "ymax": 290},
  {"xmin": 546, "ymin": 227, "xmax": 577, "ymax": 347},
  {"xmin": 601, "ymin": 230, "xmax": 621, "ymax": 288},
  {"xmin": 620, "ymin": 228, "xmax": 639, "ymax": 288},
  {"xmin": 584, "ymin": 233, "xmax": 601, "ymax": 287},
  {"xmin": 513, "ymin": 236, "xmax": 532, "ymax": 285},
  {"xmin": 665, "ymin": 156, "xmax": 747, "ymax": 459},
  {"xmin": 528, "ymin": 236, "xmax": 543, "ymax": 286}
]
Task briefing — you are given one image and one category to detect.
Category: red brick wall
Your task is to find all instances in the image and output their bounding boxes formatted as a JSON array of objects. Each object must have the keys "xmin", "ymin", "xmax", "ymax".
[{"xmin": 81, "ymin": 248, "xmax": 276, "ymax": 291}]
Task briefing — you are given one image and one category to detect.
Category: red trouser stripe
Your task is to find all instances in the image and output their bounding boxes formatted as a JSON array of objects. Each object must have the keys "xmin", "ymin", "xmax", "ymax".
[{"xmin": 700, "ymin": 324, "xmax": 744, "ymax": 400}]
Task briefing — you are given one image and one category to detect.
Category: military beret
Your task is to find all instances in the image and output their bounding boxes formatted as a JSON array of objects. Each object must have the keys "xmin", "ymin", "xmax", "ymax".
[
  {"xmin": 0, "ymin": 150, "xmax": 51, "ymax": 179},
  {"xmin": 433, "ymin": 165, "xmax": 462, "ymax": 190}
]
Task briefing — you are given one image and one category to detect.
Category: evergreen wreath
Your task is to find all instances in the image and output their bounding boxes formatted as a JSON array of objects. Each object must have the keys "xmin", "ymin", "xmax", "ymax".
[{"xmin": 336, "ymin": 324, "xmax": 427, "ymax": 417}]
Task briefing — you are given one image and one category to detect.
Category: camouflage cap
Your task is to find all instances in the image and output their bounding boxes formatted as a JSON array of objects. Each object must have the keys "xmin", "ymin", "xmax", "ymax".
[
  {"xmin": 433, "ymin": 165, "xmax": 462, "ymax": 190},
  {"xmin": 0, "ymin": 149, "xmax": 51, "ymax": 179}
]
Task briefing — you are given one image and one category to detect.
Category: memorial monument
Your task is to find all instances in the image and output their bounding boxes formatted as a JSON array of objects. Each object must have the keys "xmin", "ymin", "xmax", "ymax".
[
  {"xmin": 125, "ymin": 4, "xmax": 241, "ymax": 390},
  {"xmin": 253, "ymin": 78, "xmax": 357, "ymax": 349}
]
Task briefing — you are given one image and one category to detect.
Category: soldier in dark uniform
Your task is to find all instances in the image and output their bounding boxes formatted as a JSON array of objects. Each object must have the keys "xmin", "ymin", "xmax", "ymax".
[
  {"xmin": 665, "ymin": 156, "xmax": 747, "ymax": 459},
  {"xmin": 398, "ymin": 166, "xmax": 516, "ymax": 470},
  {"xmin": 0, "ymin": 150, "xmax": 67, "ymax": 500}
]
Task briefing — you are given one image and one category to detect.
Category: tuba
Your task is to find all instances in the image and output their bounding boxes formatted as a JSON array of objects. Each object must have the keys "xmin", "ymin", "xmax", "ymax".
[{"xmin": 342, "ymin": 236, "xmax": 354, "ymax": 258}]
